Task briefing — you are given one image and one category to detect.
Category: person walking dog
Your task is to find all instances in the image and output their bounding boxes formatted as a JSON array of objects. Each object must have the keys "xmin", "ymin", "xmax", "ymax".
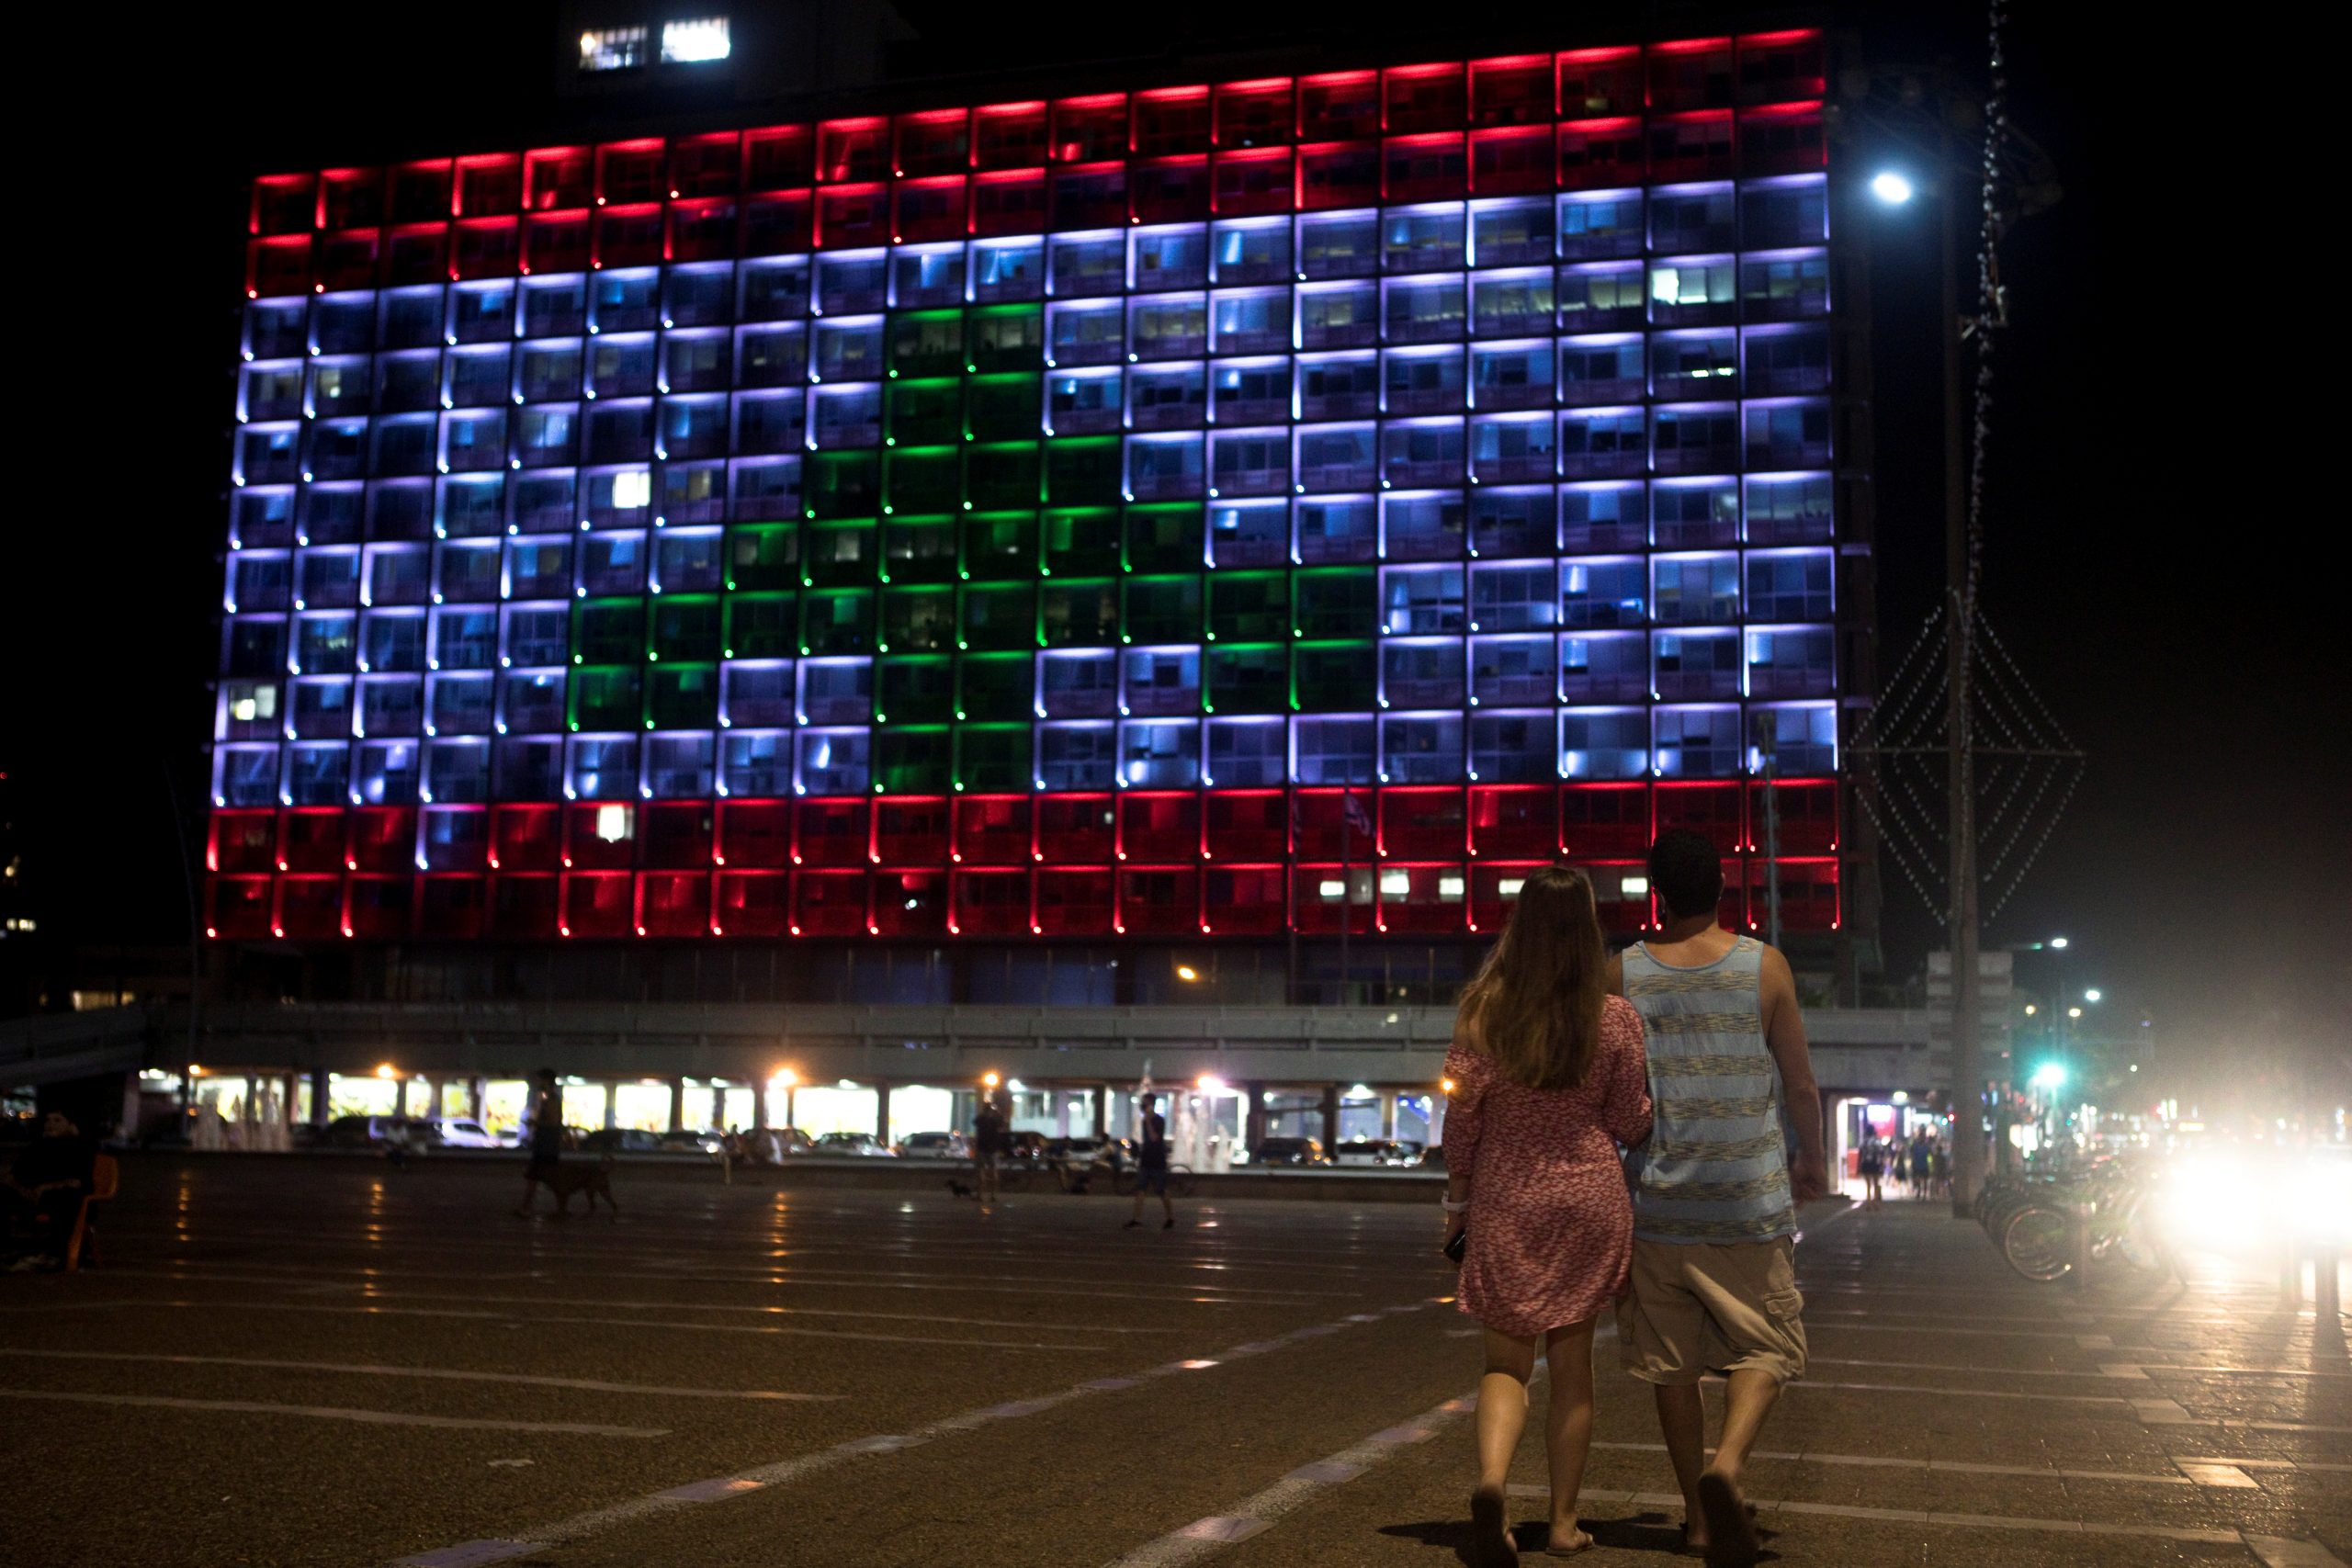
[
  {"xmin": 1442, "ymin": 865, "xmax": 1653, "ymax": 1564},
  {"xmin": 1610, "ymin": 830, "xmax": 1828, "ymax": 1567}
]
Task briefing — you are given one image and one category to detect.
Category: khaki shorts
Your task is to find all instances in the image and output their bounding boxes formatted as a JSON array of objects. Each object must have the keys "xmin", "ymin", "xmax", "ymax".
[{"xmin": 1614, "ymin": 1236, "xmax": 1806, "ymax": 1385}]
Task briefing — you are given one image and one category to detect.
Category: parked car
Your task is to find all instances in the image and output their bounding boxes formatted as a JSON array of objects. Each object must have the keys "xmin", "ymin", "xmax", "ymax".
[
  {"xmin": 812, "ymin": 1132, "xmax": 896, "ymax": 1157},
  {"xmin": 1046, "ymin": 1134, "xmax": 1128, "ymax": 1168},
  {"xmin": 319, "ymin": 1114, "xmax": 428, "ymax": 1150},
  {"xmin": 1330, "ymin": 1137, "xmax": 1425, "ymax": 1168},
  {"xmin": 895, "ymin": 1131, "xmax": 968, "ymax": 1159},
  {"xmin": 1248, "ymin": 1136, "xmax": 1328, "ymax": 1167},
  {"xmin": 1001, "ymin": 1130, "xmax": 1050, "ymax": 1163},
  {"xmin": 660, "ymin": 1128, "xmax": 725, "ymax": 1155},
  {"xmin": 578, "ymin": 1127, "xmax": 664, "ymax": 1154},
  {"xmin": 424, "ymin": 1117, "xmax": 506, "ymax": 1149}
]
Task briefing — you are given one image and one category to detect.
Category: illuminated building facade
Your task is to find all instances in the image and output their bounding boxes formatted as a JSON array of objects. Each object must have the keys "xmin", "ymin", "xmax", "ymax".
[{"xmin": 208, "ymin": 32, "xmax": 1868, "ymax": 973}]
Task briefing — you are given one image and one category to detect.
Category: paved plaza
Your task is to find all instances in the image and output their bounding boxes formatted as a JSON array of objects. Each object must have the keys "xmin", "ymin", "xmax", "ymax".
[{"xmin": 2, "ymin": 1158, "xmax": 2345, "ymax": 1567}]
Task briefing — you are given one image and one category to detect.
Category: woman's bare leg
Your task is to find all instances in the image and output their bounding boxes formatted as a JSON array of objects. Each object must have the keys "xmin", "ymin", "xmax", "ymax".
[
  {"xmin": 1474, "ymin": 1327, "xmax": 1537, "ymax": 1564},
  {"xmin": 1541, "ymin": 1318, "xmax": 1598, "ymax": 1549}
]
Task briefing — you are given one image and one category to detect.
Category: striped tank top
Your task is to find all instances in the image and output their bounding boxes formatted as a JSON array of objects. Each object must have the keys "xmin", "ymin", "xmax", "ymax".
[{"xmin": 1622, "ymin": 936, "xmax": 1793, "ymax": 1245}]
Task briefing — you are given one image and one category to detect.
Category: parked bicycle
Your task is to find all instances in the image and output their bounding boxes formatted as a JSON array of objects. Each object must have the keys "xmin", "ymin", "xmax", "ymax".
[{"xmin": 1975, "ymin": 1156, "xmax": 2170, "ymax": 1283}]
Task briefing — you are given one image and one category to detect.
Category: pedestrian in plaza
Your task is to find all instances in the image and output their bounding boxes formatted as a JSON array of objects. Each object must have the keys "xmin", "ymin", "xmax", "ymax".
[
  {"xmin": 1441, "ymin": 864, "xmax": 1654, "ymax": 1565},
  {"xmin": 1858, "ymin": 1135, "xmax": 1885, "ymax": 1208},
  {"xmin": 1124, "ymin": 1093, "xmax": 1174, "ymax": 1230},
  {"xmin": 3, "ymin": 1111, "xmax": 98, "ymax": 1270},
  {"xmin": 1908, "ymin": 1130, "xmax": 1935, "ymax": 1201},
  {"xmin": 968, "ymin": 1094, "xmax": 1008, "ymax": 1202},
  {"xmin": 1890, "ymin": 1138, "xmax": 1909, "ymax": 1193},
  {"xmin": 514, "ymin": 1069, "xmax": 563, "ymax": 1217},
  {"xmin": 1609, "ymin": 830, "xmax": 1827, "ymax": 1568}
]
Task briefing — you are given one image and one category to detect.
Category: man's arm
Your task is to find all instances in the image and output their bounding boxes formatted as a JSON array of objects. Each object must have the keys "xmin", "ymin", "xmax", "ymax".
[
  {"xmin": 1759, "ymin": 945, "xmax": 1828, "ymax": 1202},
  {"xmin": 1603, "ymin": 951, "xmax": 1625, "ymax": 997}
]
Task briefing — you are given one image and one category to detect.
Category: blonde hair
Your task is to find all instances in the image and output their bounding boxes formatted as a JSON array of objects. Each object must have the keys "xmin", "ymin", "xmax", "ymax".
[{"xmin": 1453, "ymin": 864, "xmax": 1608, "ymax": 1090}]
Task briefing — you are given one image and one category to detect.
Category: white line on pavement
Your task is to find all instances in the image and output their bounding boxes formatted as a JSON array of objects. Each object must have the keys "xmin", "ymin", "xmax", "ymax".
[
  {"xmin": 1504, "ymin": 1484, "xmax": 2261, "ymax": 1548},
  {"xmin": 41, "ymin": 1298, "xmax": 1107, "ymax": 1352},
  {"xmin": 1098, "ymin": 1391, "xmax": 1475, "ymax": 1568},
  {"xmin": 1587, "ymin": 1440, "xmax": 2206, "ymax": 1487},
  {"xmin": 0, "ymin": 1388, "xmax": 667, "ymax": 1438},
  {"xmin": 0, "ymin": 1348, "xmax": 843, "ymax": 1401},
  {"xmin": 2245, "ymin": 1537, "xmax": 2351, "ymax": 1567},
  {"xmin": 90, "ymin": 1279, "xmax": 1179, "ymax": 1335},
  {"xmin": 385, "ymin": 1299, "xmax": 1434, "ymax": 1567}
]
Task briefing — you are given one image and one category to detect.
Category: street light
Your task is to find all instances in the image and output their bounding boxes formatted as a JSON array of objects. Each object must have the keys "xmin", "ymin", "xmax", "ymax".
[
  {"xmin": 1174, "ymin": 964, "xmax": 1200, "ymax": 983},
  {"xmin": 2083, "ymin": 987, "xmax": 2102, "ymax": 1004},
  {"xmin": 2048, "ymin": 936, "xmax": 2069, "ymax": 950},
  {"xmin": 2030, "ymin": 1062, "xmax": 2066, "ymax": 1090},
  {"xmin": 1870, "ymin": 169, "xmax": 1917, "ymax": 205}
]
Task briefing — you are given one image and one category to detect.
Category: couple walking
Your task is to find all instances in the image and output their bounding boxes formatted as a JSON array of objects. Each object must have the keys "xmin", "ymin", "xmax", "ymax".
[{"xmin": 1441, "ymin": 831, "xmax": 1827, "ymax": 1566}]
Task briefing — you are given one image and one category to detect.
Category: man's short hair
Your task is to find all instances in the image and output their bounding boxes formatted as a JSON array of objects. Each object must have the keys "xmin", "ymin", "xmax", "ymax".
[
  {"xmin": 534, "ymin": 1067, "xmax": 557, "ymax": 1084},
  {"xmin": 1646, "ymin": 829, "xmax": 1725, "ymax": 919}
]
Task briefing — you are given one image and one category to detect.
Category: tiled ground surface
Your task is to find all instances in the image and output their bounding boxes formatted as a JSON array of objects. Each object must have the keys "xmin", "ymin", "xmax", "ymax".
[{"xmin": 1, "ymin": 1157, "xmax": 2342, "ymax": 1566}]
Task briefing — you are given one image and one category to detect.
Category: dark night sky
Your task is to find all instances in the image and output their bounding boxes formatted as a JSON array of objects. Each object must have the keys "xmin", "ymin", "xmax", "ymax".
[{"xmin": 10, "ymin": 3, "xmax": 2343, "ymax": 1102}]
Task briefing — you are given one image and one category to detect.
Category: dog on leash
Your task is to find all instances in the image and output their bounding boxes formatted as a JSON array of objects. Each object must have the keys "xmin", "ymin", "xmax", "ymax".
[{"xmin": 539, "ymin": 1154, "xmax": 619, "ymax": 1216}]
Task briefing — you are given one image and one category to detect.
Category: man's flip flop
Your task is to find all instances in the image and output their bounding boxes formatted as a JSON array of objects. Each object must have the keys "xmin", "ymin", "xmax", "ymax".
[{"xmin": 1697, "ymin": 1472, "xmax": 1759, "ymax": 1568}]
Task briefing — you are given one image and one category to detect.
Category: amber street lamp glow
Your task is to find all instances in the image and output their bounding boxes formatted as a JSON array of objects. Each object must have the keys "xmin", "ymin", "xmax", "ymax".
[
  {"xmin": 374, "ymin": 1062, "xmax": 399, "ymax": 1079},
  {"xmin": 981, "ymin": 1070, "xmax": 1001, "ymax": 1089}
]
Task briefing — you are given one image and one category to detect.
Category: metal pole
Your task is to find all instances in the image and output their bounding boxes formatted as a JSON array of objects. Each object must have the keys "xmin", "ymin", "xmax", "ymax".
[
  {"xmin": 1337, "ymin": 786, "xmax": 1351, "ymax": 1008},
  {"xmin": 1940, "ymin": 115, "xmax": 1985, "ymax": 1220},
  {"xmin": 1761, "ymin": 738, "xmax": 1781, "ymax": 953}
]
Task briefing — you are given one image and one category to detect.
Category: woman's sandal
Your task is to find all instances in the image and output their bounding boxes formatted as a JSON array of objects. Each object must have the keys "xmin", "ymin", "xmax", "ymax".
[
  {"xmin": 1470, "ymin": 1485, "xmax": 1519, "ymax": 1568},
  {"xmin": 1539, "ymin": 1526, "xmax": 1594, "ymax": 1556}
]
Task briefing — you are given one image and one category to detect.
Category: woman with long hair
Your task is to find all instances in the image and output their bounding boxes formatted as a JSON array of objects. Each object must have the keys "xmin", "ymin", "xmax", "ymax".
[{"xmin": 1441, "ymin": 865, "xmax": 1652, "ymax": 1564}]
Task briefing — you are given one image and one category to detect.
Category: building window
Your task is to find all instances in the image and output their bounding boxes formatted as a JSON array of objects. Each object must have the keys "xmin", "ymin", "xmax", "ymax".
[
  {"xmin": 579, "ymin": 27, "xmax": 648, "ymax": 72},
  {"xmin": 660, "ymin": 17, "xmax": 731, "ymax": 64}
]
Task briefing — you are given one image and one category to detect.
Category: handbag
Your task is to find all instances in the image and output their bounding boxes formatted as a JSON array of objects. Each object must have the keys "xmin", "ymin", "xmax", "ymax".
[{"xmin": 1443, "ymin": 1224, "xmax": 1469, "ymax": 1264}]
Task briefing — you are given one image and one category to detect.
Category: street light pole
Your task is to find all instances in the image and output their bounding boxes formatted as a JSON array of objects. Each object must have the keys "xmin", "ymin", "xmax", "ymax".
[{"xmin": 1939, "ymin": 110, "xmax": 1985, "ymax": 1220}]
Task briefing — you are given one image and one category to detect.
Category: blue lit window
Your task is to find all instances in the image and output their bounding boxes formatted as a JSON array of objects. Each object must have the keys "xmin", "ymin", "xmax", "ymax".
[
  {"xmin": 1471, "ymin": 635, "xmax": 1555, "ymax": 705},
  {"xmin": 1470, "ymin": 198, "xmax": 1552, "ymax": 266},
  {"xmin": 1211, "ymin": 220, "xmax": 1289, "ymax": 283},
  {"xmin": 1382, "ymin": 206, "xmax": 1464, "ymax": 272},
  {"xmin": 1294, "ymin": 716, "xmax": 1374, "ymax": 785},
  {"xmin": 294, "ymin": 613, "xmax": 355, "ymax": 674},
  {"xmin": 1560, "ymin": 558, "xmax": 1645, "ymax": 628},
  {"xmin": 216, "ymin": 742, "xmax": 277, "ymax": 804},
  {"xmin": 1470, "ymin": 561, "xmax": 1556, "ymax": 632},
  {"xmin": 1746, "ymin": 626, "xmax": 1836, "ymax": 697},
  {"xmin": 285, "ymin": 742, "xmax": 350, "ymax": 806},
  {"xmin": 499, "ymin": 671, "xmax": 566, "ymax": 733},
  {"xmin": 1654, "ymin": 705, "xmax": 1741, "ymax": 778},
  {"xmin": 356, "ymin": 739, "xmax": 422, "ymax": 805},
  {"xmin": 1561, "ymin": 708, "xmax": 1646, "ymax": 779},
  {"xmin": 1557, "ymin": 191, "xmax": 1644, "ymax": 259},
  {"xmin": 429, "ymin": 606, "xmax": 497, "ymax": 670},
  {"xmin": 973, "ymin": 240, "xmax": 1043, "ymax": 302},
  {"xmin": 1037, "ymin": 722, "xmax": 1115, "ymax": 789},
  {"xmin": 428, "ymin": 673, "xmax": 494, "ymax": 734},
  {"xmin": 1470, "ymin": 340, "xmax": 1554, "ymax": 408},
  {"xmin": 1381, "ymin": 639, "xmax": 1463, "ymax": 707},
  {"xmin": 739, "ymin": 259, "xmax": 810, "ymax": 321},
  {"xmin": 1379, "ymin": 712, "xmax": 1462, "ymax": 784},
  {"xmin": 1654, "ymin": 630, "xmax": 1741, "ymax": 700},
  {"xmin": 425, "ymin": 738, "xmax": 490, "ymax": 803},
  {"xmin": 1382, "ymin": 566, "xmax": 1464, "ymax": 634},
  {"xmin": 501, "ymin": 604, "xmax": 571, "ymax": 668},
  {"xmin": 1471, "ymin": 711, "xmax": 1555, "ymax": 782},
  {"xmin": 1746, "ymin": 549, "xmax": 1834, "ymax": 620},
  {"xmin": 1752, "ymin": 703, "xmax": 1837, "ymax": 774},
  {"xmin": 1653, "ymin": 553, "xmax": 1740, "ymax": 625},
  {"xmin": 1470, "ymin": 269, "xmax": 1552, "ymax": 336},
  {"xmin": 1381, "ymin": 491, "xmax": 1464, "ymax": 560},
  {"xmin": 1120, "ymin": 718, "xmax": 1198, "ymax": 787},
  {"xmin": 291, "ymin": 678, "xmax": 354, "ymax": 739},
  {"xmin": 722, "ymin": 731, "xmax": 792, "ymax": 796},
  {"xmin": 1205, "ymin": 718, "xmax": 1285, "ymax": 787},
  {"xmin": 522, "ymin": 276, "xmax": 589, "ymax": 339},
  {"xmin": 647, "ymin": 733, "xmax": 716, "ymax": 796}
]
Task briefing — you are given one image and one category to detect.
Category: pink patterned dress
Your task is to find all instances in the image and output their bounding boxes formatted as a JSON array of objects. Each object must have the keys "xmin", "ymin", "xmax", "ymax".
[{"xmin": 1443, "ymin": 995, "xmax": 1652, "ymax": 1337}]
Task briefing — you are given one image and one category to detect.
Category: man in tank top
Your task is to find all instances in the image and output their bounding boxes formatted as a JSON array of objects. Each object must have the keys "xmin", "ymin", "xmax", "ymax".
[{"xmin": 1608, "ymin": 829, "xmax": 1827, "ymax": 1567}]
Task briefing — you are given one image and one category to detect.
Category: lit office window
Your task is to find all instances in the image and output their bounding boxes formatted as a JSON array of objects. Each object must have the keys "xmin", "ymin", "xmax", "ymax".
[
  {"xmin": 662, "ymin": 17, "xmax": 731, "ymax": 63},
  {"xmin": 578, "ymin": 27, "xmax": 648, "ymax": 72}
]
